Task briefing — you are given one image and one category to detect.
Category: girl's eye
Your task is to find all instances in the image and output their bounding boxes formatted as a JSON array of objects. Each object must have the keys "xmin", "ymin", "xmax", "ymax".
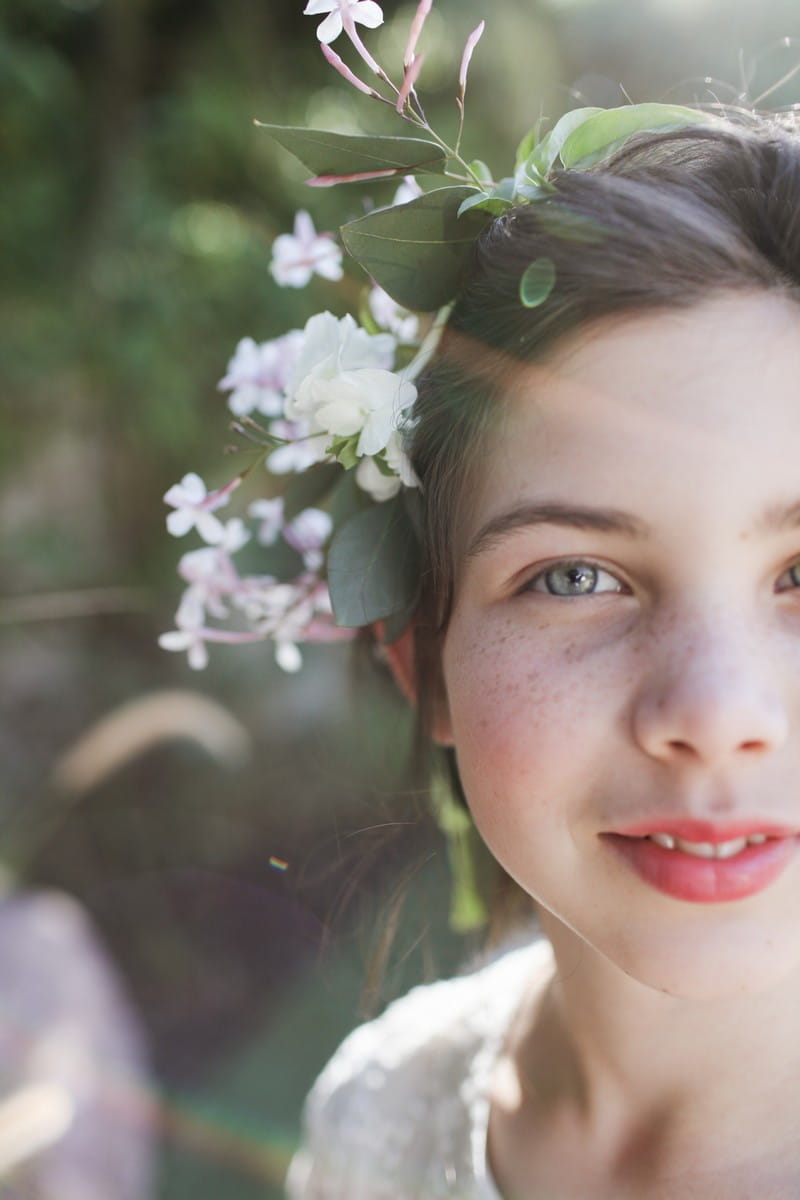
[
  {"xmin": 777, "ymin": 561, "xmax": 800, "ymax": 591},
  {"xmin": 524, "ymin": 559, "xmax": 624, "ymax": 597}
]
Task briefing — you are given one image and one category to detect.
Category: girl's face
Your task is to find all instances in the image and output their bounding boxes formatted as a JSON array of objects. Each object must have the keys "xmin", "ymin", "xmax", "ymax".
[{"xmin": 439, "ymin": 291, "xmax": 800, "ymax": 999}]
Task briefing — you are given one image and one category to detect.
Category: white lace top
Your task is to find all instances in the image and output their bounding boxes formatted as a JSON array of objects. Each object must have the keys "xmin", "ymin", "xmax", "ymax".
[{"xmin": 286, "ymin": 937, "xmax": 553, "ymax": 1199}]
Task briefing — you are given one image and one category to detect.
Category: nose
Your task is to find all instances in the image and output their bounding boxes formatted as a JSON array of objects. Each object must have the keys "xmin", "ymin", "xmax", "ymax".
[{"xmin": 632, "ymin": 614, "xmax": 790, "ymax": 769}]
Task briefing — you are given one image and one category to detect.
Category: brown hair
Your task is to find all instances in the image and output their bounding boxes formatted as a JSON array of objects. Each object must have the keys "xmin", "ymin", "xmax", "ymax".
[{"xmin": 402, "ymin": 115, "xmax": 800, "ymax": 931}]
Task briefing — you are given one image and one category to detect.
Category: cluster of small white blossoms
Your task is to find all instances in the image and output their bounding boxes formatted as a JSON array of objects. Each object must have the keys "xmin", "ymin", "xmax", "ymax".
[{"xmin": 160, "ymin": 177, "xmax": 422, "ymax": 673}]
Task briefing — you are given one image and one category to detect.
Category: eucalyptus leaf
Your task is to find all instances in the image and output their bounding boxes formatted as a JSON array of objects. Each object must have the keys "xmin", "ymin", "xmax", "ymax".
[
  {"xmin": 515, "ymin": 126, "xmax": 538, "ymax": 170},
  {"xmin": 529, "ymin": 107, "xmax": 603, "ymax": 177},
  {"xmin": 282, "ymin": 463, "xmax": 341, "ymax": 520},
  {"xmin": 341, "ymin": 187, "xmax": 491, "ymax": 311},
  {"xmin": 327, "ymin": 495, "xmax": 421, "ymax": 627},
  {"xmin": 469, "ymin": 159, "xmax": 494, "ymax": 185},
  {"xmin": 457, "ymin": 190, "xmax": 512, "ymax": 218},
  {"xmin": 257, "ymin": 125, "xmax": 446, "ymax": 178},
  {"xmin": 520, "ymin": 257, "xmax": 556, "ymax": 308},
  {"xmin": 559, "ymin": 103, "xmax": 712, "ymax": 170}
]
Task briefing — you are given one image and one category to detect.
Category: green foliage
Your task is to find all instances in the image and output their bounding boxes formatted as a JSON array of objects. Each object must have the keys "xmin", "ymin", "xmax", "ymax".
[
  {"xmin": 558, "ymin": 103, "xmax": 712, "ymax": 168},
  {"xmin": 520, "ymin": 257, "xmax": 556, "ymax": 307},
  {"xmin": 341, "ymin": 186, "xmax": 490, "ymax": 310},
  {"xmin": 327, "ymin": 494, "xmax": 421, "ymax": 627},
  {"xmin": 256, "ymin": 125, "xmax": 447, "ymax": 180}
]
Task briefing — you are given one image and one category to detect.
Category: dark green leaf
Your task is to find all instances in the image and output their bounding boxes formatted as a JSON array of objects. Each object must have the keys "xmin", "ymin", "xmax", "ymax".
[
  {"xmin": 520, "ymin": 257, "xmax": 556, "ymax": 307},
  {"xmin": 256, "ymin": 124, "xmax": 446, "ymax": 177},
  {"xmin": 282, "ymin": 463, "xmax": 341, "ymax": 520},
  {"xmin": 559, "ymin": 103, "xmax": 712, "ymax": 170},
  {"xmin": 327, "ymin": 495, "xmax": 421, "ymax": 627},
  {"xmin": 341, "ymin": 187, "xmax": 491, "ymax": 311}
]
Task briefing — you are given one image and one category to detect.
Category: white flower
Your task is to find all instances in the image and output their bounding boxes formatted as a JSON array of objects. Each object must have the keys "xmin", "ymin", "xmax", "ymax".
[
  {"xmin": 159, "ymin": 601, "xmax": 210, "ymax": 670},
  {"xmin": 291, "ymin": 367, "xmax": 417, "ymax": 457},
  {"xmin": 368, "ymin": 286, "xmax": 419, "ymax": 342},
  {"xmin": 392, "ymin": 175, "xmax": 423, "ymax": 206},
  {"xmin": 284, "ymin": 508, "xmax": 333, "ymax": 570},
  {"xmin": 303, "ymin": 0, "xmax": 384, "ymax": 45},
  {"xmin": 286, "ymin": 312, "xmax": 395, "ymax": 401},
  {"xmin": 266, "ymin": 419, "xmax": 330, "ymax": 474},
  {"xmin": 163, "ymin": 473, "xmax": 234, "ymax": 542},
  {"xmin": 384, "ymin": 428, "xmax": 419, "ymax": 487},
  {"xmin": 355, "ymin": 455, "xmax": 402, "ymax": 501},
  {"xmin": 218, "ymin": 331, "xmax": 302, "ymax": 417},
  {"xmin": 248, "ymin": 497, "xmax": 285, "ymax": 545},
  {"xmin": 269, "ymin": 211, "xmax": 343, "ymax": 288}
]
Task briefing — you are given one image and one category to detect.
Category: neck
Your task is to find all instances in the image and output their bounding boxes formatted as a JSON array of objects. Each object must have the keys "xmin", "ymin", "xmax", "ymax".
[{"xmin": 513, "ymin": 913, "xmax": 800, "ymax": 1181}]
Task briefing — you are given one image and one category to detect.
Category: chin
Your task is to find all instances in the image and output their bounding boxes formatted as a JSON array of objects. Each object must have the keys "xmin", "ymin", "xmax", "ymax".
[{"xmin": 541, "ymin": 901, "xmax": 800, "ymax": 1003}]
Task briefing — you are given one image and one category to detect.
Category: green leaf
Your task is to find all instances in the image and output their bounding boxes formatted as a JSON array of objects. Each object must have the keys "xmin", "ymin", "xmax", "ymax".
[
  {"xmin": 326, "ymin": 435, "xmax": 359, "ymax": 470},
  {"xmin": 327, "ymin": 495, "xmax": 421, "ymax": 627},
  {"xmin": 341, "ymin": 187, "xmax": 491, "ymax": 311},
  {"xmin": 559, "ymin": 103, "xmax": 712, "ymax": 170},
  {"xmin": 469, "ymin": 158, "xmax": 494, "ymax": 184},
  {"xmin": 520, "ymin": 257, "xmax": 556, "ymax": 307},
  {"xmin": 515, "ymin": 125, "xmax": 539, "ymax": 170},
  {"xmin": 282, "ymin": 463, "xmax": 341, "ymax": 520},
  {"xmin": 457, "ymin": 190, "xmax": 512, "ymax": 218},
  {"xmin": 256, "ymin": 125, "xmax": 446, "ymax": 177},
  {"xmin": 529, "ymin": 107, "xmax": 603, "ymax": 177}
]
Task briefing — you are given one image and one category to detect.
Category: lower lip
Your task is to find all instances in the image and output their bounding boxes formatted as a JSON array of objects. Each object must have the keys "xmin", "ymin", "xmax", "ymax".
[{"xmin": 604, "ymin": 834, "xmax": 797, "ymax": 903}]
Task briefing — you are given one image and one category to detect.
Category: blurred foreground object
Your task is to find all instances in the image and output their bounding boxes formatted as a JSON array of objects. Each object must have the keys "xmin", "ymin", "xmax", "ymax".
[
  {"xmin": 0, "ymin": 886, "xmax": 155, "ymax": 1198},
  {"xmin": 52, "ymin": 689, "xmax": 251, "ymax": 794}
]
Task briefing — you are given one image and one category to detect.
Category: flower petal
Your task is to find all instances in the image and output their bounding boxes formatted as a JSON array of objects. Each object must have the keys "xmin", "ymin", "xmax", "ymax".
[
  {"xmin": 352, "ymin": 1, "xmax": 384, "ymax": 29},
  {"xmin": 316, "ymin": 10, "xmax": 343, "ymax": 42}
]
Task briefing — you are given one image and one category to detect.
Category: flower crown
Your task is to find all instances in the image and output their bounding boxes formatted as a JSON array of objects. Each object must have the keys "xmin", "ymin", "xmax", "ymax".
[{"xmin": 160, "ymin": 0, "xmax": 711, "ymax": 675}]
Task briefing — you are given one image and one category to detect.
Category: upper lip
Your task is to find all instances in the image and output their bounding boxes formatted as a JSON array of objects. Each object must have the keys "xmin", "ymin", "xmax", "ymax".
[{"xmin": 609, "ymin": 819, "xmax": 799, "ymax": 842}]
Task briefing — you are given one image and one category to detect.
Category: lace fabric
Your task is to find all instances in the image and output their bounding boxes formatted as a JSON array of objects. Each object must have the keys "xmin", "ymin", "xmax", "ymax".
[{"xmin": 286, "ymin": 936, "xmax": 553, "ymax": 1199}]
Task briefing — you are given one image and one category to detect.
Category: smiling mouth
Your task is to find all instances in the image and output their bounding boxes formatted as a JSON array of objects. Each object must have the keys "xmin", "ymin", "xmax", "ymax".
[
  {"xmin": 641, "ymin": 832, "xmax": 770, "ymax": 859},
  {"xmin": 604, "ymin": 826, "xmax": 798, "ymax": 903}
]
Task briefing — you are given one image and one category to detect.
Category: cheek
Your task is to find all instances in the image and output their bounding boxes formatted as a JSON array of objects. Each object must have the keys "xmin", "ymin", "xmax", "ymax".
[{"xmin": 443, "ymin": 616, "xmax": 596, "ymax": 808}]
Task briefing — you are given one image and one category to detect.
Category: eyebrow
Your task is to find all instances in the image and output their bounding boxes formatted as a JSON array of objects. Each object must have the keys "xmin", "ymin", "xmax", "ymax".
[
  {"xmin": 466, "ymin": 502, "xmax": 649, "ymax": 560},
  {"xmin": 466, "ymin": 497, "xmax": 800, "ymax": 561}
]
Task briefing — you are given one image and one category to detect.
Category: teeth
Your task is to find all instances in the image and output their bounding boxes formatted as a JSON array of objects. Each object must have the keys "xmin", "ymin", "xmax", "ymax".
[{"xmin": 647, "ymin": 834, "xmax": 767, "ymax": 858}]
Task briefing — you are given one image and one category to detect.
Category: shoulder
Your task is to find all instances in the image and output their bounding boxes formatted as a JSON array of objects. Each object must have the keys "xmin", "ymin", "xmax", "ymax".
[{"xmin": 286, "ymin": 936, "xmax": 551, "ymax": 1199}]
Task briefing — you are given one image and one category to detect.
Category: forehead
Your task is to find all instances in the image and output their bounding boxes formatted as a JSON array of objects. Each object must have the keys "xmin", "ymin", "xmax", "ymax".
[{"xmin": 467, "ymin": 290, "xmax": 800, "ymax": 538}]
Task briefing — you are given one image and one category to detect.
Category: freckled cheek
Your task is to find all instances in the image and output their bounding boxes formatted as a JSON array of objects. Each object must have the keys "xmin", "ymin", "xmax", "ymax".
[{"xmin": 444, "ymin": 630, "xmax": 580, "ymax": 787}]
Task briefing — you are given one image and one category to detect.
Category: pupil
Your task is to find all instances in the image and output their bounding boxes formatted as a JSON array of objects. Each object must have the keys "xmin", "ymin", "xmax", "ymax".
[{"xmin": 548, "ymin": 563, "xmax": 597, "ymax": 594}]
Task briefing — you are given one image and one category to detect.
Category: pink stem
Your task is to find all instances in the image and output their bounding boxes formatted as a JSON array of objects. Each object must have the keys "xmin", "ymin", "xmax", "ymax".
[
  {"xmin": 404, "ymin": 0, "xmax": 433, "ymax": 67},
  {"xmin": 341, "ymin": 9, "xmax": 384, "ymax": 78},
  {"xmin": 320, "ymin": 42, "xmax": 376, "ymax": 96},
  {"xmin": 458, "ymin": 19, "xmax": 485, "ymax": 98},
  {"xmin": 396, "ymin": 54, "xmax": 425, "ymax": 114}
]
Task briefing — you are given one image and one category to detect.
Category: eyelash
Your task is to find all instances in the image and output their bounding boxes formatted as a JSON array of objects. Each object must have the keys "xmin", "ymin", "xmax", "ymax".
[
  {"xmin": 521, "ymin": 558, "xmax": 800, "ymax": 598},
  {"xmin": 521, "ymin": 558, "xmax": 626, "ymax": 598}
]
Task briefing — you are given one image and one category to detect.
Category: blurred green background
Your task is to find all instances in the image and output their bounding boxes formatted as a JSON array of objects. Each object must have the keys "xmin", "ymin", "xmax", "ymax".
[{"xmin": 3, "ymin": 0, "xmax": 800, "ymax": 1195}]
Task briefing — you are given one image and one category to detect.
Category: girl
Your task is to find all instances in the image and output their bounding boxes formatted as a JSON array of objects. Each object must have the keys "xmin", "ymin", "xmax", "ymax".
[{"xmin": 286, "ymin": 118, "xmax": 800, "ymax": 1198}]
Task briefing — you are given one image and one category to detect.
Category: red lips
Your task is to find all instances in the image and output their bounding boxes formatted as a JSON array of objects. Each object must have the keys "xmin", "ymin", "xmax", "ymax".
[{"xmin": 603, "ymin": 821, "xmax": 798, "ymax": 903}]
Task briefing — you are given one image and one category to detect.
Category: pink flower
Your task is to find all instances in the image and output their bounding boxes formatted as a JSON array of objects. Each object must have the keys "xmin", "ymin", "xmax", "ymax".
[
  {"xmin": 303, "ymin": 0, "xmax": 383, "ymax": 45},
  {"xmin": 218, "ymin": 331, "xmax": 302, "ymax": 417},
  {"xmin": 163, "ymin": 473, "xmax": 239, "ymax": 543},
  {"xmin": 269, "ymin": 211, "xmax": 343, "ymax": 288}
]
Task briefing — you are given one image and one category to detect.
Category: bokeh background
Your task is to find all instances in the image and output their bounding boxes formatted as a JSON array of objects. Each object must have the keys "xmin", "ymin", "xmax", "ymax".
[{"xmin": 4, "ymin": 0, "xmax": 800, "ymax": 1195}]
